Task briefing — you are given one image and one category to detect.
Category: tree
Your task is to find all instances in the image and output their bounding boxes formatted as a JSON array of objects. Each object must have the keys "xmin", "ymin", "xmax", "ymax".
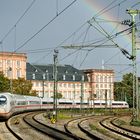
[
  {"xmin": 0, "ymin": 72, "xmax": 10, "ymax": 92},
  {"xmin": 114, "ymin": 73, "xmax": 133, "ymax": 107},
  {"xmin": 56, "ymin": 92, "xmax": 63, "ymax": 99},
  {"xmin": 12, "ymin": 78, "xmax": 37, "ymax": 96},
  {"xmin": 51, "ymin": 92, "xmax": 63, "ymax": 99}
]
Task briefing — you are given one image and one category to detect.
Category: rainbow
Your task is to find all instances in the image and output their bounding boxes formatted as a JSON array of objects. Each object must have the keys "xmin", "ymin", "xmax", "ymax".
[{"xmin": 83, "ymin": 0, "xmax": 131, "ymax": 47}]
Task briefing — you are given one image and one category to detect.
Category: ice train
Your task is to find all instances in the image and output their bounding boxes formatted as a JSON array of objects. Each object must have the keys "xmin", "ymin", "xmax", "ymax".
[{"xmin": 0, "ymin": 92, "xmax": 129, "ymax": 119}]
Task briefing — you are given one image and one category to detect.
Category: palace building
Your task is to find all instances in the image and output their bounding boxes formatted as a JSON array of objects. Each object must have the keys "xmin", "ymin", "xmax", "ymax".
[{"xmin": 0, "ymin": 51, "xmax": 114, "ymax": 102}]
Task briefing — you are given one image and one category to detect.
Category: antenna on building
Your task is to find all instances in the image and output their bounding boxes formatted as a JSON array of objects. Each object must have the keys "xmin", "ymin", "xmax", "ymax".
[{"xmin": 102, "ymin": 59, "xmax": 104, "ymax": 69}]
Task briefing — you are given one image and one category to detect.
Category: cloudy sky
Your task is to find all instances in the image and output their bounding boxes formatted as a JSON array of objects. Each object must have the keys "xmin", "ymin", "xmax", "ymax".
[{"xmin": 0, "ymin": 0, "xmax": 140, "ymax": 80}]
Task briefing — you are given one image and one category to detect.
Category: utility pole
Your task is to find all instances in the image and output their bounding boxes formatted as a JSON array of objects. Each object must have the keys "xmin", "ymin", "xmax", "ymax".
[
  {"xmin": 9, "ymin": 67, "xmax": 13, "ymax": 93},
  {"xmin": 53, "ymin": 49, "xmax": 58, "ymax": 121},
  {"xmin": 42, "ymin": 73, "xmax": 45, "ymax": 98},
  {"xmin": 127, "ymin": 9, "xmax": 140, "ymax": 121},
  {"xmin": 80, "ymin": 75, "xmax": 84, "ymax": 112},
  {"xmin": 105, "ymin": 89, "xmax": 107, "ymax": 111}
]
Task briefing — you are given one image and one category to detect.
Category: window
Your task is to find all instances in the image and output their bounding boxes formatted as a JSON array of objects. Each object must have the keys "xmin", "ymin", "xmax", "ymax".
[
  {"xmin": 43, "ymin": 74, "xmax": 46, "ymax": 80},
  {"xmin": 36, "ymin": 82, "xmax": 39, "ymax": 87},
  {"xmin": 0, "ymin": 95, "xmax": 7, "ymax": 105},
  {"xmin": 0, "ymin": 60, "xmax": 2, "ymax": 67},
  {"xmin": 73, "ymin": 75, "xmax": 75, "ymax": 81},
  {"xmin": 17, "ymin": 69, "xmax": 20, "ymax": 78},
  {"xmin": 104, "ymin": 76, "xmax": 107, "ymax": 82},
  {"xmin": 7, "ymin": 70, "xmax": 11, "ymax": 77},
  {"xmin": 96, "ymin": 75, "xmax": 99, "ymax": 82},
  {"xmin": 100, "ymin": 84, "xmax": 103, "ymax": 88},
  {"xmin": 17, "ymin": 61, "xmax": 20, "ymax": 67},
  {"xmin": 100, "ymin": 75, "xmax": 103, "ymax": 82},
  {"xmin": 7, "ymin": 60, "xmax": 11, "ymax": 65},
  {"xmin": 32, "ymin": 73, "xmax": 35, "ymax": 79},
  {"xmin": 63, "ymin": 75, "xmax": 66, "ymax": 80}
]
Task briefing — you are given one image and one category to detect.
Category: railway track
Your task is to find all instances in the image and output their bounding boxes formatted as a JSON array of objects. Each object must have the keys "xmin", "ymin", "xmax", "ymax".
[
  {"xmin": 23, "ymin": 112, "xmax": 86, "ymax": 140},
  {"xmin": 0, "ymin": 121, "xmax": 17, "ymax": 140},
  {"xmin": 64, "ymin": 116, "xmax": 103, "ymax": 140},
  {"xmin": 100, "ymin": 116, "xmax": 140, "ymax": 140},
  {"xmin": 5, "ymin": 112, "xmax": 52, "ymax": 140},
  {"xmin": 5, "ymin": 118, "xmax": 23, "ymax": 140}
]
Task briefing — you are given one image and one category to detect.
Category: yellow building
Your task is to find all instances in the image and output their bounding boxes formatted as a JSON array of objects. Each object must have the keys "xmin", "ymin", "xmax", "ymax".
[
  {"xmin": 0, "ymin": 51, "xmax": 114, "ymax": 102},
  {"xmin": 0, "ymin": 52, "xmax": 27, "ymax": 79},
  {"xmin": 27, "ymin": 63, "xmax": 114, "ymax": 102}
]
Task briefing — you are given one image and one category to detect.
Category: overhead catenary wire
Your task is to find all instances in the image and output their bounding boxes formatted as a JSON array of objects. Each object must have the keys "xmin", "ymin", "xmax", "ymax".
[
  {"xmin": 0, "ymin": 0, "xmax": 36, "ymax": 43},
  {"xmin": 60, "ymin": 25, "xmax": 133, "ymax": 63},
  {"xmin": 131, "ymin": 2, "xmax": 140, "ymax": 8},
  {"xmin": 14, "ymin": 0, "xmax": 77, "ymax": 52},
  {"xmin": 58, "ymin": 0, "xmax": 128, "ymax": 50},
  {"xmin": 94, "ymin": 0, "xmax": 128, "ymax": 18}
]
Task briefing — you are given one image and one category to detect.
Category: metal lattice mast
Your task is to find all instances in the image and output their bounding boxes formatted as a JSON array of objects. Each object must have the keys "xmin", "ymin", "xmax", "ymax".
[{"xmin": 127, "ymin": 9, "xmax": 140, "ymax": 121}]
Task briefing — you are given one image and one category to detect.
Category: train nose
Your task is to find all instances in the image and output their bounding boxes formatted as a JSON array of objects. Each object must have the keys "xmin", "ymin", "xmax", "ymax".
[
  {"xmin": 0, "ymin": 107, "xmax": 7, "ymax": 114},
  {"xmin": 0, "ymin": 107, "xmax": 11, "ymax": 119}
]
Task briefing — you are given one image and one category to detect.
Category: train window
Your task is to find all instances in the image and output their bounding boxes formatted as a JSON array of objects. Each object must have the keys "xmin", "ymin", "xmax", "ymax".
[
  {"xmin": 16, "ymin": 101, "xmax": 27, "ymax": 105},
  {"xmin": 112, "ymin": 103, "xmax": 123, "ymax": 105},
  {"xmin": 59, "ymin": 102, "xmax": 72, "ymax": 104},
  {"xmin": 42, "ymin": 101, "xmax": 53, "ymax": 104},
  {"xmin": 0, "ymin": 95, "xmax": 7, "ymax": 105},
  {"xmin": 29, "ymin": 101, "xmax": 40, "ymax": 104},
  {"xmin": 94, "ymin": 103, "xmax": 100, "ymax": 105}
]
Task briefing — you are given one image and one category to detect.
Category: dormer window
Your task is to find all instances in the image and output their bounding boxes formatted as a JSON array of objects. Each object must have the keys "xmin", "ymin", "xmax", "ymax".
[
  {"xmin": 63, "ymin": 75, "xmax": 66, "ymax": 80},
  {"xmin": 35, "ymin": 69, "xmax": 38, "ymax": 72},
  {"xmin": 43, "ymin": 73, "xmax": 46, "ymax": 80},
  {"xmin": 32, "ymin": 73, "xmax": 35, "ymax": 79},
  {"xmin": 82, "ymin": 75, "xmax": 84, "ymax": 81},
  {"xmin": 65, "ymin": 70, "xmax": 68, "ymax": 74},
  {"xmin": 73, "ymin": 75, "xmax": 75, "ymax": 81}
]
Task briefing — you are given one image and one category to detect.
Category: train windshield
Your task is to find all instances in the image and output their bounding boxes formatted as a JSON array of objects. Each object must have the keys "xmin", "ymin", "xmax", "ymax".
[{"xmin": 0, "ymin": 95, "xmax": 7, "ymax": 105}]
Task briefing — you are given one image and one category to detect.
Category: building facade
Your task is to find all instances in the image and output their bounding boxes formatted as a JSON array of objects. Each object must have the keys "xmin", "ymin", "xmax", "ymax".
[
  {"xmin": 0, "ymin": 52, "xmax": 27, "ymax": 79},
  {"xmin": 26, "ymin": 63, "xmax": 90, "ymax": 102},
  {"xmin": 84, "ymin": 69, "xmax": 114, "ymax": 101},
  {"xmin": 0, "ymin": 51, "xmax": 114, "ymax": 102},
  {"xmin": 26, "ymin": 63, "xmax": 114, "ymax": 102}
]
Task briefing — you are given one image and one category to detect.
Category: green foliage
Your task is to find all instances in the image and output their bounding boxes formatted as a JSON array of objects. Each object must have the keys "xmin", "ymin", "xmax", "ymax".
[
  {"xmin": 51, "ymin": 92, "xmax": 63, "ymax": 99},
  {"xmin": 115, "ymin": 119, "xmax": 126, "ymax": 126},
  {"xmin": 0, "ymin": 72, "xmax": 10, "ymax": 92},
  {"xmin": 12, "ymin": 78, "xmax": 37, "ymax": 96},
  {"xmin": 0, "ymin": 72, "xmax": 37, "ymax": 96},
  {"xmin": 130, "ymin": 120, "xmax": 140, "ymax": 126},
  {"xmin": 114, "ymin": 73, "xmax": 133, "ymax": 107}
]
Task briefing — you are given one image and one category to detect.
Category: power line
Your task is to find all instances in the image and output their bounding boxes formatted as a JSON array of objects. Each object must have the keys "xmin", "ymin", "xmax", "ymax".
[
  {"xmin": 0, "ymin": 0, "xmax": 36, "ymax": 43},
  {"xmin": 57, "ymin": 0, "xmax": 128, "ymax": 50},
  {"xmin": 94, "ymin": 0, "xmax": 128, "ymax": 18},
  {"xmin": 14, "ymin": 0, "xmax": 77, "ymax": 52}
]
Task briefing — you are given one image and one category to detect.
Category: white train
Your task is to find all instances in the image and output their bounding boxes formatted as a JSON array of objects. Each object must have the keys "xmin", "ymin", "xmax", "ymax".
[{"xmin": 0, "ymin": 92, "xmax": 129, "ymax": 119}]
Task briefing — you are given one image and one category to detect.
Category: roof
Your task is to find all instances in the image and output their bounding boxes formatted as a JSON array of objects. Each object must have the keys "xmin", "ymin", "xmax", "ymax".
[
  {"xmin": 84, "ymin": 69, "xmax": 114, "ymax": 74},
  {"xmin": 26, "ymin": 63, "xmax": 88, "ymax": 82}
]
